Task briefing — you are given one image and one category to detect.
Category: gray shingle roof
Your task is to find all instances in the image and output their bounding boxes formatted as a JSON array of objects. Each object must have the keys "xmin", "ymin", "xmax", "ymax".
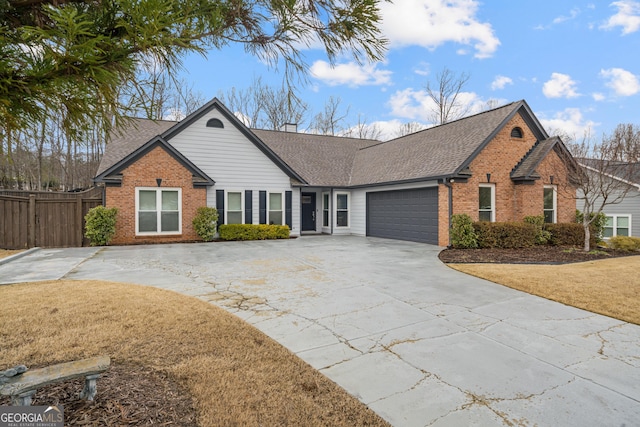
[
  {"xmin": 97, "ymin": 100, "xmax": 550, "ymax": 188},
  {"xmin": 97, "ymin": 118, "xmax": 176, "ymax": 175},
  {"xmin": 253, "ymin": 130, "xmax": 379, "ymax": 186},
  {"xmin": 348, "ymin": 101, "xmax": 523, "ymax": 186},
  {"xmin": 511, "ymin": 137, "xmax": 561, "ymax": 181}
]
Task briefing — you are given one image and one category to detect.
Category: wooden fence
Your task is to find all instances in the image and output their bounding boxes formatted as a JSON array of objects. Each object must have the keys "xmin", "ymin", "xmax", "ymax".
[{"xmin": 0, "ymin": 187, "xmax": 103, "ymax": 249}]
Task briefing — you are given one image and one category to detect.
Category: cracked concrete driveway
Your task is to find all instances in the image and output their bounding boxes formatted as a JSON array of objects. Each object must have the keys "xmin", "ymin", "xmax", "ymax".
[{"xmin": 1, "ymin": 236, "xmax": 639, "ymax": 426}]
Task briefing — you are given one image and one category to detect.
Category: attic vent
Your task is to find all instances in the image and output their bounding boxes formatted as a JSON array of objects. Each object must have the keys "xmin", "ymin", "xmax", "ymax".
[
  {"xmin": 206, "ymin": 118, "xmax": 224, "ymax": 128},
  {"xmin": 511, "ymin": 127, "xmax": 523, "ymax": 138}
]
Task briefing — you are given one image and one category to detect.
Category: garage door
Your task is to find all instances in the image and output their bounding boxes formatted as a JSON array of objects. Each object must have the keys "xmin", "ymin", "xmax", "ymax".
[{"xmin": 366, "ymin": 187, "xmax": 438, "ymax": 244}]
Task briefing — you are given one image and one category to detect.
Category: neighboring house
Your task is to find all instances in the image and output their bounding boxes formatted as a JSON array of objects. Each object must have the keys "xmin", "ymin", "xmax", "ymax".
[
  {"xmin": 94, "ymin": 98, "xmax": 577, "ymax": 246},
  {"xmin": 577, "ymin": 160, "xmax": 640, "ymax": 238}
]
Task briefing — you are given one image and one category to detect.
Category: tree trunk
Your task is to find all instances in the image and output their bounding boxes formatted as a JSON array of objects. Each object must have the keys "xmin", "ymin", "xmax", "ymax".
[{"xmin": 583, "ymin": 218, "xmax": 591, "ymax": 252}]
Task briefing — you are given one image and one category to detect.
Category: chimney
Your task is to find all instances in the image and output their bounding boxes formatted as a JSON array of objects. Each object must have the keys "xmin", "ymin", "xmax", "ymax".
[{"xmin": 279, "ymin": 123, "xmax": 297, "ymax": 133}]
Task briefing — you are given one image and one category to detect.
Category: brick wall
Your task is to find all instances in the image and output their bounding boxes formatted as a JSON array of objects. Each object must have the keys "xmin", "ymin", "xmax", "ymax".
[
  {"xmin": 105, "ymin": 146, "xmax": 207, "ymax": 245},
  {"xmin": 438, "ymin": 113, "xmax": 576, "ymax": 246}
]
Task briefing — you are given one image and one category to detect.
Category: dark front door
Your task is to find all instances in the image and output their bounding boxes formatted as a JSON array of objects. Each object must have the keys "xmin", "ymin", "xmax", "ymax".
[{"xmin": 301, "ymin": 192, "xmax": 317, "ymax": 231}]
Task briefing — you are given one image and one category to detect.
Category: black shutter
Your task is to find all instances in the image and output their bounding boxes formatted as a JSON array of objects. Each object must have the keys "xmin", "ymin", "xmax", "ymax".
[
  {"xmin": 216, "ymin": 190, "xmax": 225, "ymax": 225},
  {"xmin": 259, "ymin": 191, "xmax": 267, "ymax": 224},
  {"xmin": 285, "ymin": 191, "xmax": 292, "ymax": 229},
  {"xmin": 245, "ymin": 190, "xmax": 253, "ymax": 224}
]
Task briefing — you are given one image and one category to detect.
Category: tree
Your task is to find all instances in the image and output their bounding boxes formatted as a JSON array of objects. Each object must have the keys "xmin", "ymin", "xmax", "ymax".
[
  {"xmin": 394, "ymin": 121, "xmax": 427, "ymax": 138},
  {"xmin": 0, "ymin": 0, "xmax": 387, "ymax": 135},
  {"xmin": 425, "ymin": 67, "xmax": 471, "ymax": 125},
  {"xmin": 565, "ymin": 124, "xmax": 640, "ymax": 251},
  {"xmin": 342, "ymin": 114, "xmax": 382, "ymax": 140},
  {"xmin": 308, "ymin": 96, "xmax": 349, "ymax": 135},
  {"xmin": 218, "ymin": 77, "xmax": 308, "ymax": 130}
]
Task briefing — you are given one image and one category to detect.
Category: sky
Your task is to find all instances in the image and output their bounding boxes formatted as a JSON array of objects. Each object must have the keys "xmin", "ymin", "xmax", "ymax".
[{"xmin": 179, "ymin": 1, "xmax": 640, "ymax": 141}]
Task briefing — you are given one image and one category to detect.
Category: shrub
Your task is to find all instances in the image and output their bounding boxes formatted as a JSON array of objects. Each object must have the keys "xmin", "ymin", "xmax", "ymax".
[
  {"xmin": 192, "ymin": 207, "xmax": 219, "ymax": 242},
  {"xmin": 84, "ymin": 206, "xmax": 118, "ymax": 246},
  {"xmin": 450, "ymin": 214, "xmax": 478, "ymax": 248},
  {"xmin": 575, "ymin": 210, "xmax": 607, "ymax": 243},
  {"xmin": 523, "ymin": 215, "xmax": 552, "ymax": 245},
  {"xmin": 218, "ymin": 224, "xmax": 290, "ymax": 241},
  {"xmin": 544, "ymin": 223, "xmax": 588, "ymax": 246},
  {"xmin": 608, "ymin": 236, "xmax": 640, "ymax": 252},
  {"xmin": 473, "ymin": 222, "xmax": 537, "ymax": 249}
]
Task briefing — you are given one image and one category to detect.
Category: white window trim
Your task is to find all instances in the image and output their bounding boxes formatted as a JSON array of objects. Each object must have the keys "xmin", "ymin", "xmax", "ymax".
[
  {"xmin": 268, "ymin": 191, "xmax": 284, "ymax": 225},
  {"xmin": 604, "ymin": 214, "xmax": 632, "ymax": 238},
  {"xmin": 479, "ymin": 184, "xmax": 495, "ymax": 222},
  {"xmin": 135, "ymin": 187, "xmax": 182, "ymax": 236},
  {"xmin": 322, "ymin": 192, "xmax": 330, "ymax": 228},
  {"xmin": 226, "ymin": 190, "xmax": 244, "ymax": 225},
  {"xmin": 335, "ymin": 191, "xmax": 350, "ymax": 228},
  {"xmin": 543, "ymin": 185, "xmax": 557, "ymax": 223}
]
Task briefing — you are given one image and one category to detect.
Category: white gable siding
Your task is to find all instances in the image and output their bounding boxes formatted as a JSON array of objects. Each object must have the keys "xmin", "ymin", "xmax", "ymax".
[
  {"xmin": 350, "ymin": 181, "xmax": 440, "ymax": 237},
  {"xmin": 169, "ymin": 107, "xmax": 300, "ymax": 234},
  {"xmin": 168, "ymin": 109, "xmax": 293, "ymax": 188}
]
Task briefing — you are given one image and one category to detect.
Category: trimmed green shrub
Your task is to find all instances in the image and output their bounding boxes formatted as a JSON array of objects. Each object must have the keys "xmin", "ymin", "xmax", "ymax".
[
  {"xmin": 84, "ymin": 206, "xmax": 118, "ymax": 246},
  {"xmin": 450, "ymin": 214, "xmax": 478, "ymax": 248},
  {"xmin": 473, "ymin": 222, "xmax": 537, "ymax": 249},
  {"xmin": 192, "ymin": 207, "xmax": 219, "ymax": 242},
  {"xmin": 608, "ymin": 236, "xmax": 640, "ymax": 251},
  {"xmin": 218, "ymin": 224, "xmax": 290, "ymax": 241},
  {"xmin": 523, "ymin": 215, "xmax": 552, "ymax": 245}
]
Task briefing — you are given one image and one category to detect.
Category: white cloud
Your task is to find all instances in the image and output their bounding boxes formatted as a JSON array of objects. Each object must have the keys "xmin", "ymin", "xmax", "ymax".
[
  {"xmin": 310, "ymin": 61, "xmax": 392, "ymax": 87},
  {"xmin": 379, "ymin": 0, "xmax": 500, "ymax": 59},
  {"xmin": 539, "ymin": 108, "xmax": 598, "ymax": 141},
  {"xmin": 552, "ymin": 7, "xmax": 581, "ymax": 24},
  {"xmin": 592, "ymin": 92, "xmax": 606, "ymax": 101},
  {"xmin": 387, "ymin": 88, "xmax": 485, "ymax": 123},
  {"xmin": 491, "ymin": 75, "xmax": 513, "ymax": 90},
  {"xmin": 600, "ymin": 67, "xmax": 640, "ymax": 96},
  {"xmin": 542, "ymin": 73, "xmax": 580, "ymax": 98},
  {"xmin": 601, "ymin": 0, "xmax": 640, "ymax": 34}
]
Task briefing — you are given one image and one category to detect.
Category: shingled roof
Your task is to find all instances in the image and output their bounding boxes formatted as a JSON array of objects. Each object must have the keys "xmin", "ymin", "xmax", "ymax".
[
  {"xmin": 96, "ymin": 99, "xmax": 554, "ymax": 188},
  {"xmin": 349, "ymin": 101, "xmax": 537, "ymax": 186},
  {"xmin": 97, "ymin": 118, "xmax": 176, "ymax": 175},
  {"xmin": 253, "ymin": 130, "xmax": 379, "ymax": 186}
]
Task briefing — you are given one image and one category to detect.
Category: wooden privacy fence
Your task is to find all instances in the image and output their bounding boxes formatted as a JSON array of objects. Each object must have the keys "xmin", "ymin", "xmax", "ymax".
[{"xmin": 0, "ymin": 187, "xmax": 103, "ymax": 249}]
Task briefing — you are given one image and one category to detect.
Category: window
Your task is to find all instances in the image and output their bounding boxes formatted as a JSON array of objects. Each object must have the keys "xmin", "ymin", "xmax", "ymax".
[
  {"xmin": 227, "ymin": 192, "xmax": 243, "ymax": 224},
  {"xmin": 268, "ymin": 192, "xmax": 283, "ymax": 225},
  {"xmin": 206, "ymin": 118, "xmax": 224, "ymax": 128},
  {"xmin": 478, "ymin": 184, "xmax": 495, "ymax": 222},
  {"xmin": 136, "ymin": 188, "xmax": 181, "ymax": 234},
  {"xmin": 511, "ymin": 127, "xmax": 523, "ymax": 138},
  {"xmin": 543, "ymin": 186, "xmax": 557, "ymax": 223},
  {"xmin": 336, "ymin": 193, "xmax": 349, "ymax": 227},
  {"xmin": 604, "ymin": 215, "xmax": 631, "ymax": 238},
  {"xmin": 322, "ymin": 192, "xmax": 330, "ymax": 227}
]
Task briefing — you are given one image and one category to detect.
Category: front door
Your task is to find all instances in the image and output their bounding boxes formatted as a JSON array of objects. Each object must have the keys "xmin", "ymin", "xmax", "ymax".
[{"xmin": 301, "ymin": 192, "xmax": 316, "ymax": 231}]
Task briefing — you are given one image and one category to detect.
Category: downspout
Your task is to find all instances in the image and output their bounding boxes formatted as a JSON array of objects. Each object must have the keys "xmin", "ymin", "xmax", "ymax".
[
  {"xmin": 330, "ymin": 188, "xmax": 334, "ymax": 235},
  {"xmin": 443, "ymin": 178, "xmax": 453, "ymax": 247}
]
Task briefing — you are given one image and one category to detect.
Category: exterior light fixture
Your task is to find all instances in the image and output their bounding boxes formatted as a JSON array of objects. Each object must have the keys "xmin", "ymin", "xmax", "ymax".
[
  {"xmin": 550, "ymin": 175, "xmax": 554, "ymax": 184},
  {"xmin": 486, "ymin": 173, "xmax": 491, "ymax": 183},
  {"xmin": 156, "ymin": 178, "xmax": 162, "ymax": 187}
]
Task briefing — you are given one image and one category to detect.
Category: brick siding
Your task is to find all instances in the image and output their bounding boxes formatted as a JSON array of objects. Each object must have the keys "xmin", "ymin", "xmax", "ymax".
[
  {"xmin": 105, "ymin": 146, "xmax": 207, "ymax": 245},
  {"xmin": 437, "ymin": 113, "xmax": 577, "ymax": 246}
]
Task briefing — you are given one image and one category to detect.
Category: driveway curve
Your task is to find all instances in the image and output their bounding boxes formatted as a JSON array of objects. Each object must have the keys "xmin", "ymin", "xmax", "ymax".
[{"xmin": 1, "ymin": 236, "xmax": 639, "ymax": 426}]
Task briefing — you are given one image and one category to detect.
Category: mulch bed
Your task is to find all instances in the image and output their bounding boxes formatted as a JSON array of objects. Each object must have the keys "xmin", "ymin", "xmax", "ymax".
[
  {"xmin": 0, "ymin": 362, "xmax": 198, "ymax": 426},
  {"xmin": 438, "ymin": 245, "xmax": 639, "ymax": 264}
]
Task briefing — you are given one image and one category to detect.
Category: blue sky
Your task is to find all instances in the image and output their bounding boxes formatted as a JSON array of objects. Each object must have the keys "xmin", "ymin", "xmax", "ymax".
[{"xmin": 180, "ymin": 1, "xmax": 640, "ymax": 141}]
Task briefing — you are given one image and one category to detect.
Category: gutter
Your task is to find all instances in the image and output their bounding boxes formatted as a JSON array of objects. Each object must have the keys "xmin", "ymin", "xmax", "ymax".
[{"xmin": 442, "ymin": 178, "xmax": 454, "ymax": 247}]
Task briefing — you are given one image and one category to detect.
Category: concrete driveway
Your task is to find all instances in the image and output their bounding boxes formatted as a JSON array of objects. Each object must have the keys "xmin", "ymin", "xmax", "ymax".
[{"xmin": 1, "ymin": 236, "xmax": 639, "ymax": 426}]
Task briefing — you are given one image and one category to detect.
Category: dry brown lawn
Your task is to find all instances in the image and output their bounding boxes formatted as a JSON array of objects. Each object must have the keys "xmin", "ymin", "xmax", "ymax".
[
  {"xmin": 0, "ymin": 249, "xmax": 23, "ymax": 259},
  {"xmin": 0, "ymin": 280, "xmax": 389, "ymax": 426},
  {"xmin": 449, "ymin": 256, "xmax": 640, "ymax": 325}
]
